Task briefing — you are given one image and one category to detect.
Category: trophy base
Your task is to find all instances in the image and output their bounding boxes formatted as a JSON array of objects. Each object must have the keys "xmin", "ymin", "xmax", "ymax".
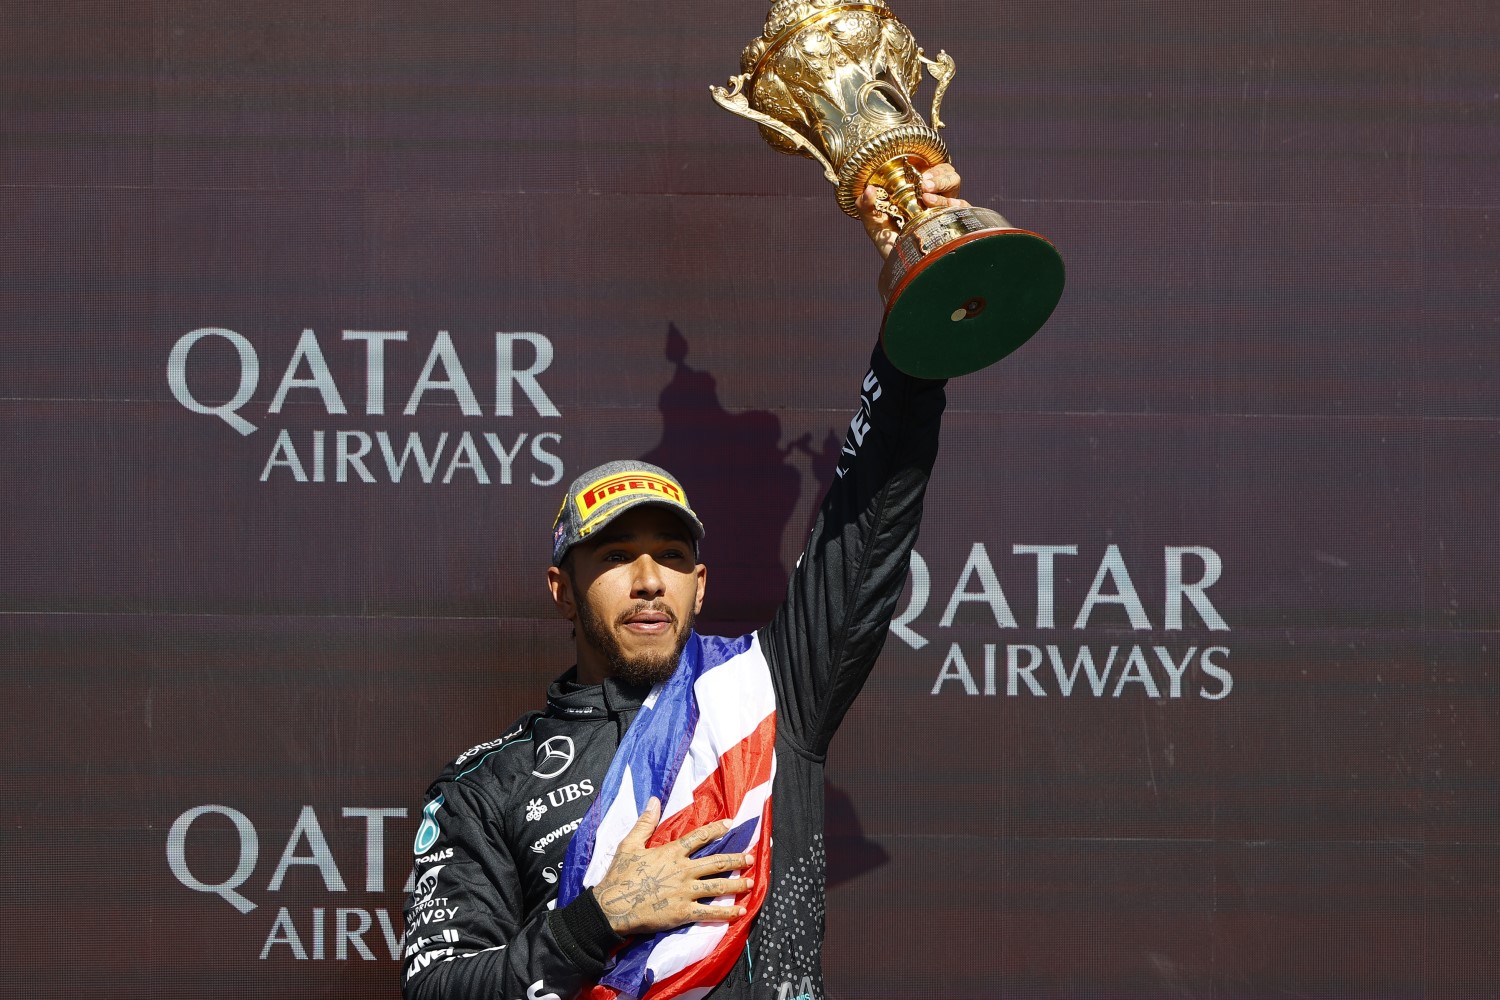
[{"xmin": 878, "ymin": 206, "xmax": 1065, "ymax": 380}]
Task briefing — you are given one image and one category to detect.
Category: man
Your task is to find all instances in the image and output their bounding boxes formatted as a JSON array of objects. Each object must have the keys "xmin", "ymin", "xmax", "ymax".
[{"xmin": 402, "ymin": 165, "xmax": 966, "ymax": 1000}]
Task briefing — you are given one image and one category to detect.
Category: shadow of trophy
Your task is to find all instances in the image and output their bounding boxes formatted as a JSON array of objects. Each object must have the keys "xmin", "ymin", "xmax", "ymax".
[{"xmin": 712, "ymin": 0, "xmax": 1065, "ymax": 379}]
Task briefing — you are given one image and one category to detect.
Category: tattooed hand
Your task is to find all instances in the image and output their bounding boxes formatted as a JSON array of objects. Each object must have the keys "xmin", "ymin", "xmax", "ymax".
[{"xmin": 591, "ymin": 797, "xmax": 755, "ymax": 936}]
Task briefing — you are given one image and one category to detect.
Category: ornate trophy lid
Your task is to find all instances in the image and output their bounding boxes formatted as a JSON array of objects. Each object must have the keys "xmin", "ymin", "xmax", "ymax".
[{"xmin": 741, "ymin": 0, "xmax": 896, "ymax": 78}]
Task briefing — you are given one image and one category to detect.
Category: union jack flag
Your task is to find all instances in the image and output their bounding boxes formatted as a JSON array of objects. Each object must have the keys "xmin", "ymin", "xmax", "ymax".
[{"xmin": 558, "ymin": 631, "xmax": 777, "ymax": 1000}]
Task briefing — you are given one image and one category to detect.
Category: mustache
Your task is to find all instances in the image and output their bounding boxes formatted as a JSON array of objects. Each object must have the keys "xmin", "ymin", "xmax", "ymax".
[{"xmin": 615, "ymin": 601, "xmax": 678, "ymax": 627}]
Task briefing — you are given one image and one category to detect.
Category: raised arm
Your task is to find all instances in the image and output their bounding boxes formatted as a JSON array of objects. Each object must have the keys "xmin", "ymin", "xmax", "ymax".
[{"xmin": 759, "ymin": 166, "xmax": 961, "ymax": 756}]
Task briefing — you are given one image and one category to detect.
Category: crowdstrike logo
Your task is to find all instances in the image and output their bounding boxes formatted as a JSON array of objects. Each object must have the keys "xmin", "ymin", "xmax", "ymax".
[
  {"xmin": 531, "ymin": 736, "xmax": 575, "ymax": 779},
  {"xmin": 531, "ymin": 818, "xmax": 582, "ymax": 855}
]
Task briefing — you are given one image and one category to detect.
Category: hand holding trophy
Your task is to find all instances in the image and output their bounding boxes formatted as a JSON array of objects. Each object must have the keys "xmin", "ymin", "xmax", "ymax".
[{"xmin": 712, "ymin": 0, "xmax": 1065, "ymax": 379}]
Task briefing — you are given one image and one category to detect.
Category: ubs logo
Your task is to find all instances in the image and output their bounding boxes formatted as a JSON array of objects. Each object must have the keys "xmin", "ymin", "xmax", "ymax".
[
  {"xmin": 546, "ymin": 779, "xmax": 594, "ymax": 808},
  {"xmin": 531, "ymin": 736, "xmax": 575, "ymax": 779}
]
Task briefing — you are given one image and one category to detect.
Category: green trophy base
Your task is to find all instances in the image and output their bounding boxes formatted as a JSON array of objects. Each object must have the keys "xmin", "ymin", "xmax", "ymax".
[{"xmin": 878, "ymin": 209, "xmax": 1065, "ymax": 380}]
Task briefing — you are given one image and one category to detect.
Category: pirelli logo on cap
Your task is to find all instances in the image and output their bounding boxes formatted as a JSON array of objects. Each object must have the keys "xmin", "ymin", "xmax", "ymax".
[{"xmin": 575, "ymin": 471, "xmax": 687, "ymax": 528}]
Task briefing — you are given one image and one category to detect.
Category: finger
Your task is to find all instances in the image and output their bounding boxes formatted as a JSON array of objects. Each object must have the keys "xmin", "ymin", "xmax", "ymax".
[
  {"xmin": 920, "ymin": 192, "xmax": 972, "ymax": 211},
  {"xmin": 859, "ymin": 190, "xmax": 890, "ymax": 236},
  {"xmin": 678, "ymin": 818, "xmax": 733, "ymax": 854},
  {"xmin": 920, "ymin": 162, "xmax": 962, "ymax": 198},
  {"xmin": 692, "ymin": 851, "xmax": 755, "ymax": 876},
  {"xmin": 623, "ymin": 797, "xmax": 661, "ymax": 847},
  {"xmin": 693, "ymin": 876, "xmax": 753, "ymax": 898},
  {"xmin": 689, "ymin": 902, "xmax": 748, "ymax": 923},
  {"xmin": 859, "ymin": 183, "xmax": 889, "ymax": 216}
]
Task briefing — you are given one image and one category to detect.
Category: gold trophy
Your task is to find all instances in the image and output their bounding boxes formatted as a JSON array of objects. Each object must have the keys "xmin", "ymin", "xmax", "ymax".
[{"xmin": 712, "ymin": 0, "xmax": 1065, "ymax": 378}]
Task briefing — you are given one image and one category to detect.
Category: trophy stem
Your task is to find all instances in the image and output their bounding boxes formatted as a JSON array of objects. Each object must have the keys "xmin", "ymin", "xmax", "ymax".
[{"xmin": 869, "ymin": 157, "xmax": 930, "ymax": 227}]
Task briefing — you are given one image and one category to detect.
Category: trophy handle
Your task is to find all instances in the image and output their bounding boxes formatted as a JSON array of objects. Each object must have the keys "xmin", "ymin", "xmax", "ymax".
[
  {"xmin": 918, "ymin": 50, "xmax": 956, "ymax": 130},
  {"xmin": 710, "ymin": 73, "xmax": 839, "ymax": 185}
]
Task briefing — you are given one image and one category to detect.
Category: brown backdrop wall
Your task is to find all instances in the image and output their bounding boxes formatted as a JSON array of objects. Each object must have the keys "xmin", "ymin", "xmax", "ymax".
[{"xmin": 2, "ymin": 0, "xmax": 1497, "ymax": 996}]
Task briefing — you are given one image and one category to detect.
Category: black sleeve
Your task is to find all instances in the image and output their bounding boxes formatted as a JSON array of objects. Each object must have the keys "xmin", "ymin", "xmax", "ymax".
[
  {"xmin": 761, "ymin": 342, "xmax": 946, "ymax": 757},
  {"xmin": 401, "ymin": 778, "xmax": 622, "ymax": 1000}
]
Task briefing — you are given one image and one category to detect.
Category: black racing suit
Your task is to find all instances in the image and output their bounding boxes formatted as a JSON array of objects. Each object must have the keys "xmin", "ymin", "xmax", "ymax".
[{"xmin": 402, "ymin": 344, "xmax": 946, "ymax": 1000}]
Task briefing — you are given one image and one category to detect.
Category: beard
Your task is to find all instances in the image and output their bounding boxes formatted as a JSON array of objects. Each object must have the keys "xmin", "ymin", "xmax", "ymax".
[{"xmin": 575, "ymin": 596, "xmax": 694, "ymax": 688}]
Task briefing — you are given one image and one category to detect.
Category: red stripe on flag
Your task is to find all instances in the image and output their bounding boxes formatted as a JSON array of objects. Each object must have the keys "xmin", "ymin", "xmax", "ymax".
[
  {"xmin": 640, "ymin": 793, "xmax": 774, "ymax": 1000},
  {"xmin": 651, "ymin": 710, "xmax": 777, "ymax": 847}
]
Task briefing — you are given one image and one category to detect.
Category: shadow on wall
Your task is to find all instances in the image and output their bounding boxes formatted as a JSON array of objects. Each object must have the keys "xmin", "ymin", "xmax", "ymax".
[
  {"xmin": 641, "ymin": 322, "xmax": 888, "ymax": 888},
  {"xmin": 825, "ymin": 779, "xmax": 890, "ymax": 889},
  {"xmin": 641, "ymin": 322, "xmax": 805, "ymax": 635}
]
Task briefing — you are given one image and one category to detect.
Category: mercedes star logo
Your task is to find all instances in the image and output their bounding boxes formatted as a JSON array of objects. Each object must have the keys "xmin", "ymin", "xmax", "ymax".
[{"xmin": 531, "ymin": 735, "xmax": 575, "ymax": 779}]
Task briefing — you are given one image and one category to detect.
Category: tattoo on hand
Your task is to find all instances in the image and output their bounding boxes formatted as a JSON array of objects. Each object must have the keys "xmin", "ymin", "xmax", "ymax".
[
  {"xmin": 595, "ymin": 809, "xmax": 741, "ymax": 934},
  {"xmin": 598, "ymin": 859, "xmax": 673, "ymax": 920}
]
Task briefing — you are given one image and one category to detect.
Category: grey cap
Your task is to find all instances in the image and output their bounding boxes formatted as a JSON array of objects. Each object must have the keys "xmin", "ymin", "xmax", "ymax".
[{"xmin": 550, "ymin": 459, "xmax": 705, "ymax": 566}]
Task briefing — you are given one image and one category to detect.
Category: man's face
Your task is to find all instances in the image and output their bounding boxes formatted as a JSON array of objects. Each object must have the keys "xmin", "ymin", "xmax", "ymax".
[{"xmin": 547, "ymin": 505, "xmax": 706, "ymax": 687}]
